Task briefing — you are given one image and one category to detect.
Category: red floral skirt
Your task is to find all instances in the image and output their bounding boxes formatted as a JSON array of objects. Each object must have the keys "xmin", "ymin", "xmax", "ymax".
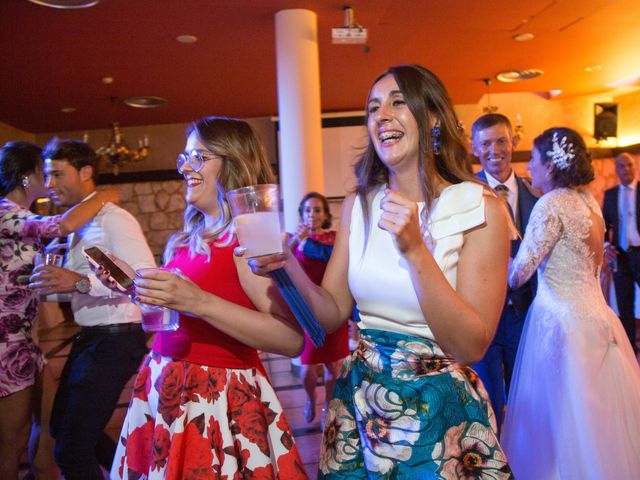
[{"xmin": 111, "ymin": 351, "xmax": 307, "ymax": 479}]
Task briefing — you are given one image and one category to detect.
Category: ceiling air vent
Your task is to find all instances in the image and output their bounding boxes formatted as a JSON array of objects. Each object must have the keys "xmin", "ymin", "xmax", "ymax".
[
  {"xmin": 28, "ymin": 0, "xmax": 101, "ymax": 8},
  {"xmin": 496, "ymin": 69, "xmax": 544, "ymax": 83},
  {"xmin": 124, "ymin": 97, "xmax": 168, "ymax": 109}
]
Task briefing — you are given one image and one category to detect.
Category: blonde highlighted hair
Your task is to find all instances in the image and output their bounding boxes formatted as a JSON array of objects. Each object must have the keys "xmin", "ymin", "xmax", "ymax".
[{"xmin": 163, "ymin": 117, "xmax": 274, "ymax": 263}]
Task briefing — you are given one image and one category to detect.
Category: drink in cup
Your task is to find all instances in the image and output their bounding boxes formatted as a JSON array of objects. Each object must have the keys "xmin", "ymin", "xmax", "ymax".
[
  {"xmin": 33, "ymin": 252, "xmax": 64, "ymax": 268},
  {"xmin": 138, "ymin": 304, "xmax": 180, "ymax": 332},
  {"xmin": 31, "ymin": 252, "xmax": 68, "ymax": 301},
  {"xmin": 226, "ymin": 184, "xmax": 283, "ymax": 258},
  {"xmin": 134, "ymin": 267, "xmax": 180, "ymax": 332}
]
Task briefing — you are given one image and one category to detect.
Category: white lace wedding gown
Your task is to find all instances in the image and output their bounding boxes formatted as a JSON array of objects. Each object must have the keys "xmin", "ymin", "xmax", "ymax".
[{"xmin": 501, "ymin": 187, "xmax": 640, "ymax": 480}]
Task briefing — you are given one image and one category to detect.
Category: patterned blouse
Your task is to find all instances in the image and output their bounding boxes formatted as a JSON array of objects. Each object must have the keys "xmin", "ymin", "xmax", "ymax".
[{"xmin": 0, "ymin": 198, "xmax": 62, "ymax": 396}]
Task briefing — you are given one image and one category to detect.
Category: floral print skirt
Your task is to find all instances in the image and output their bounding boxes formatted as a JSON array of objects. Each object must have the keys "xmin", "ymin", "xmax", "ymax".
[
  {"xmin": 111, "ymin": 351, "xmax": 307, "ymax": 480},
  {"xmin": 318, "ymin": 329, "xmax": 513, "ymax": 479}
]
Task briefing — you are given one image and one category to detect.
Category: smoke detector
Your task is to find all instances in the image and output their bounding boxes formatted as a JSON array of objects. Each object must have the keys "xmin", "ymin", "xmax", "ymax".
[{"xmin": 332, "ymin": 6, "xmax": 368, "ymax": 44}]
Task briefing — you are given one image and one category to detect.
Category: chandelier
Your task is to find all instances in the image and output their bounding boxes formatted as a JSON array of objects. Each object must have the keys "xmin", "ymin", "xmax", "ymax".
[
  {"xmin": 482, "ymin": 78, "xmax": 498, "ymax": 114},
  {"xmin": 94, "ymin": 122, "xmax": 150, "ymax": 175},
  {"xmin": 481, "ymin": 79, "xmax": 524, "ymax": 141}
]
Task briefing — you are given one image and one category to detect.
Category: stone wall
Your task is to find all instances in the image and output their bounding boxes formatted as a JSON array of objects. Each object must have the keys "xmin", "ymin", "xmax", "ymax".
[{"xmin": 106, "ymin": 180, "xmax": 186, "ymax": 262}]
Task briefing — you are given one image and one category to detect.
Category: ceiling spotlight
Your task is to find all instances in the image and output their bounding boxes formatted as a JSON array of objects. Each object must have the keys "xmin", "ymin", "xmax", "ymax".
[
  {"xmin": 496, "ymin": 69, "xmax": 543, "ymax": 82},
  {"xmin": 124, "ymin": 96, "xmax": 168, "ymax": 109},
  {"xmin": 27, "ymin": 0, "xmax": 101, "ymax": 8},
  {"xmin": 512, "ymin": 33, "xmax": 534, "ymax": 42},
  {"xmin": 176, "ymin": 35, "xmax": 198, "ymax": 44},
  {"xmin": 61, "ymin": 107, "xmax": 76, "ymax": 113},
  {"xmin": 584, "ymin": 64, "xmax": 603, "ymax": 73},
  {"xmin": 101, "ymin": 76, "xmax": 114, "ymax": 85}
]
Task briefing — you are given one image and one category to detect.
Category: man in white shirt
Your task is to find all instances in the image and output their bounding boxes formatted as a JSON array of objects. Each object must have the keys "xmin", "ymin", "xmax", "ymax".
[
  {"xmin": 471, "ymin": 113, "xmax": 539, "ymax": 434},
  {"xmin": 30, "ymin": 139, "xmax": 155, "ymax": 479},
  {"xmin": 603, "ymin": 152, "xmax": 640, "ymax": 353}
]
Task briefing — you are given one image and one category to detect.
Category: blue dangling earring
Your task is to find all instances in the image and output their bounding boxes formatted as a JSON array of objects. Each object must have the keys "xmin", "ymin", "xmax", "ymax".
[{"xmin": 431, "ymin": 121, "xmax": 441, "ymax": 155}]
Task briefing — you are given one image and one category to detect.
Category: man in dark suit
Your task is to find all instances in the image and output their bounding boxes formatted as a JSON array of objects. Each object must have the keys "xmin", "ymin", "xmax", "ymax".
[
  {"xmin": 471, "ymin": 113, "xmax": 539, "ymax": 434},
  {"xmin": 602, "ymin": 152, "xmax": 640, "ymax": 353}
]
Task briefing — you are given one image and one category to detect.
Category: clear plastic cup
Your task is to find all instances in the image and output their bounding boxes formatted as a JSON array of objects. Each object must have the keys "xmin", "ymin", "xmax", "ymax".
[
  {"xmin": 138, "ymin": 304, "xmax": 180, "ymax": 332},
  {"xmin": 33, "ymin": 252, "xmax": 64, "ymax": 267},
  {"xmin": 135, "ymin": 267, "xmax": 180, "ymax": 332},
  {"xmin": 32, "ymin": 252, "xmax": 69, "ymax": 301},
  {"xmin": 226, "ymin": 184, "xmax": 283, "ymax": 258}
]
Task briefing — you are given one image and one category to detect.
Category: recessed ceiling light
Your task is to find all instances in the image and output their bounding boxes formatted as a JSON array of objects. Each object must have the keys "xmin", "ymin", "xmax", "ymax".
[
  {"xmin": 27, "ymin": 0, "xmax": 101, "ymax": 8},
  {"xmin": 513, "ymin": 33, "xmax": 534, "ymax": 42},
  {"xmin": 101, "ymin": 76, "xmax": 114, "ymax": 85},
  {"xmin": 496, "ymin": 69, "xmax": 544, "ymax": 82},
  {"xmin": 176, "ymin": 35, "xmax": 198, "ymax": 44},
  {"xmin": 584, "ymin": 64, "xmax": 603, "ymax": 73},
  {"xmin": 124, "ymin": 96, "xmax": 168, "ymax": 109},
  {"xmin": 61, "ymin": 107, "xmax": 76, "ymax": 113}
]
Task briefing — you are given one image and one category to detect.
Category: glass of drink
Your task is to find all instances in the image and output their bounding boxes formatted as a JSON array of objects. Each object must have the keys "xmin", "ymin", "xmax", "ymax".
[
  {"xmin": 31, "ymin": 252, "xmax": 68, "ymax": 301},
  {"xmin": 134, "ymin": 267, "xmax": 180, "ymax": 332},
  {"xmin": 33, "ymin": 252, "xmax": 64, "ymax": 268},
  {"xmin": 226, "ymin": 184, "xmax": 283, "ymax": 258}
]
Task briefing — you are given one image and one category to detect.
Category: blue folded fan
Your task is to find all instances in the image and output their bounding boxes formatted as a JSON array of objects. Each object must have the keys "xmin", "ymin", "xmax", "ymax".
[{"xmin": 269, "ymin": 268, "xmax": 326, "ymax": 347}]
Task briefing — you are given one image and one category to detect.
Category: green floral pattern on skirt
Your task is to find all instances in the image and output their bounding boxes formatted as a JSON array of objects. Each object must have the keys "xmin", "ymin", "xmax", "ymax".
[{"xmin": 318, "ymin": 329, "xmax": 513, "ymax": 479}]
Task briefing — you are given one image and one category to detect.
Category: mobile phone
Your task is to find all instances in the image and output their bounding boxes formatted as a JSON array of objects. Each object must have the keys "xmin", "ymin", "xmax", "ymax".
[{"xmin": 82, "ymin": 247, "xmax": 134, "ymax": 292}]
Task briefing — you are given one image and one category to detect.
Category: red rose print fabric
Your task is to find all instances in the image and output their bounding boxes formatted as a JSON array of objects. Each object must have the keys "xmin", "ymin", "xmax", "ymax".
[{"xmin": 111, "ymin": 352, "xmax": 307, "ymax": 479}]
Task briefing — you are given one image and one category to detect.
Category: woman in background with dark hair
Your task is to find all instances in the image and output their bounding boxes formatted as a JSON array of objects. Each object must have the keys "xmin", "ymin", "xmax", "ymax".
[
  {"xmin": 502, "ymin": 127, "xmax": 640, "ymax": 479},
  {"xmin": 0, "ymin": 141, "xmax": 117, "ymax": 479},
  {"xmin": 289, "ymin": 192, "xmax": 349, "ymax": 424}
]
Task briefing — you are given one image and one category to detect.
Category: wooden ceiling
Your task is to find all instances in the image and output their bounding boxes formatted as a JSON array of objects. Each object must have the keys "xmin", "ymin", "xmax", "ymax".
[{"xmin": 2, "ymin": 0, "xmax": 640, "ymax": 133}]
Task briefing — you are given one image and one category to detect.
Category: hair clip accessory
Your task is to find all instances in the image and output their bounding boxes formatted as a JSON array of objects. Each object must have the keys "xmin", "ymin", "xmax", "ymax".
[{"xmin": 547, "ymin": 132, "xmax": 575, "ymax": 170}]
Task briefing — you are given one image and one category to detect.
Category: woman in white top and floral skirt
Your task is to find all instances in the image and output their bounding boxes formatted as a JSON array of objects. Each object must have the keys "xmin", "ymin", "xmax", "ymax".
[{"xmin": 248, "ymin": 65, "xmax": 514, "ymax": 479}]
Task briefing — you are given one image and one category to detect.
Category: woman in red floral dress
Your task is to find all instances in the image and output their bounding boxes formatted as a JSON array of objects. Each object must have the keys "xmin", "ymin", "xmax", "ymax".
[
  {"xmin": 110, "ymin": 117, "xmax": 307, "ymax": 480},
  {"xmin": 289, "ymin": 193, "xmax": 349, "ymax": 423}
]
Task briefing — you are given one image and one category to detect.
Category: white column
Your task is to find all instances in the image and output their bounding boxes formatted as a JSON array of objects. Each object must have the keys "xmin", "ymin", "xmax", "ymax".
[{"xmin": 275, "ymin": 9, "xmax": 324, "ymax": 232}]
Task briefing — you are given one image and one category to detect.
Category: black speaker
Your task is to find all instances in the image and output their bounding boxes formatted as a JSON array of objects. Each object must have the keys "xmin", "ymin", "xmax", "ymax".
[{"xmin": 594, "ymin": 103, "xmax": 618, "ymax": 140}]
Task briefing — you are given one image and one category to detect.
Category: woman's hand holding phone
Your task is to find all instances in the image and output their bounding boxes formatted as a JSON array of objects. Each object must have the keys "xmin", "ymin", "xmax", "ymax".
[{"xmin": 83, "ymin": 248, "xmax": 136, "ymax": 292}]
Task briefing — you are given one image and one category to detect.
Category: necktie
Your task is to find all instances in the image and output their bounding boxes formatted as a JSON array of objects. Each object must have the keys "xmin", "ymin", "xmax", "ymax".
[
  {"xmin": 620, "ymin": 187, "xmax": 630, "ymax": 251},
  {"xmin": 495, "ymin": 184, "xmax": 515, "ymax": 223}
]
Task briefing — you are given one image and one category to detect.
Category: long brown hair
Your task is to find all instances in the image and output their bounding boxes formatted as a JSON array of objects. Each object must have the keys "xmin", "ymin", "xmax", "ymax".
[
  {"xmin": 355, "ymin": 64, "xmax": 476, "ymax": 237},
  {"xmin": 164, "ymin": 116, "xmax": 274, "ymax": 263}
]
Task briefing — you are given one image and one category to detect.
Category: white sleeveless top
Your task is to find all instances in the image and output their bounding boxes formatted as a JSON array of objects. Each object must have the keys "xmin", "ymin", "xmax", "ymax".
[{"xmin": 348, "ymin": 181, "xmax": 486, "ymax": 340}]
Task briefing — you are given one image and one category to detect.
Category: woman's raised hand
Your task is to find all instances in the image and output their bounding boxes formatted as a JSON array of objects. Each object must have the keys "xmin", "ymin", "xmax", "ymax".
[
  {"xmin": 290, "ymin": 224, "xmax": 309, "ymax": 245},
  {"xmin": 378, "ymin": 188, "xmax": 424, "ymax": 256}
]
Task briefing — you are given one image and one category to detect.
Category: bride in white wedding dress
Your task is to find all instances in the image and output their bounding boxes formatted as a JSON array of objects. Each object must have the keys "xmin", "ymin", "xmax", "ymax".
[{"xmin": 501, "ymin": 127, "xmax": 640, "ymax": 480}]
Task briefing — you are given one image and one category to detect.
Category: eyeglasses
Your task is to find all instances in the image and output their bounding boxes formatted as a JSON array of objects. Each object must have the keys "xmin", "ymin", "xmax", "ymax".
[{"xmin": 176, "ymin": 149, "xmax": 218, "ymax": 174}]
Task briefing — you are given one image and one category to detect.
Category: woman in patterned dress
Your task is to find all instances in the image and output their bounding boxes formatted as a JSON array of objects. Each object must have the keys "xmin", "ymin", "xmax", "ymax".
[
  {"xmin": 0, "ymin": 141, "xmax": 117, "ymax": 479},
  {"xmin": 290, "ymin": 192, "xmax": 349, "ymax": 423},
  {"xmin": 248, "ymin": 65, "xmax": 514, "ymax": 478},
  {"xmin": 110, "ymin": 117, "xmax": 307, "ymax": 479}
]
